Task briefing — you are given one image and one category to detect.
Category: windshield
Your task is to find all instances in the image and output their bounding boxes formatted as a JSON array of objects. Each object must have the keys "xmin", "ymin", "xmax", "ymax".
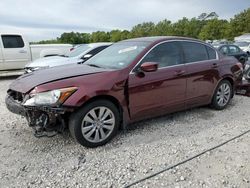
[
  {"xmin": 85, "ymin": 41, "xmax": 149, "ymax": 69},
  {"xmin": 67, "ymin": 45, "xmax": 91, "ymax": 58},
  {"xmin": 234, "ymin": 42, "xmax": 250, "ymax": 47}
]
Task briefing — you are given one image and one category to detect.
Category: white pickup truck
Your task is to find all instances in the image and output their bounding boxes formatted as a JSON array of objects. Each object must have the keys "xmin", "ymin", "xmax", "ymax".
[{"xmin": 0, "ymin": 33, "xmax": 73, "ymax": 73}]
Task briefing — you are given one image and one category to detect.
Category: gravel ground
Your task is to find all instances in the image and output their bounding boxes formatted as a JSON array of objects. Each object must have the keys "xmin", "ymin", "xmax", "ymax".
[{"xmin": 0, "ymin": 78, "xmax": 249, "ymax": 188}]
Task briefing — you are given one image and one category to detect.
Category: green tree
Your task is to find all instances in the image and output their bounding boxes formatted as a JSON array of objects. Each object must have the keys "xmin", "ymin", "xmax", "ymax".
[
  {"xmin": 80, "ymin": 33, "xmax": 91, "ymax": 43},
  {"xmin": 154, "ymin": 19, "xmax": 173, "ymax": 36},
  {"xmin": 32, "ymin": 39, "xmax": 60, "ymax": 44},
  {"xmin": 172, "ymin": 17, "xmax": 189, "ymax": 36},
  {"xmin": 108, "ymin": 30, "xmax": 131, "ymax": 42},
  {"xmin": 172, "ymin": 17, "xmax": 205, "ymax": 38},
  {"xmin": 59, "ymin": 32, "xmax": 90, "ymax": 44},
  {"xmin": 109, "ymin": 30, "xmax": 122, "ymax": 42},
  {"xmin": 91, "ymin": 31, "xmax": 110, "ymax": 42},
  {"xmin": 185, "ymin": 18, "xmax": 206, "ymax": 38},
  {"xmin": 229, "ymin": 8, "xmax": 250, "ymax": 37},
  {"xmin": 130, "ymin": 22, "xmax": 155, "ymax": 37},
  {"xmin": 120, "ymin": 30, "xmax": 130, "ymax": 40},
  {"xmin": 199, "ymin": 19, "xmax": 229, "ymax": 40}
]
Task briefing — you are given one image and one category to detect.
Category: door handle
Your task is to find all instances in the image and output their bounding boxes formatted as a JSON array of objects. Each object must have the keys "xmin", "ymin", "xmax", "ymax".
[
  {"xmin": 212, "ymin": 63, "xmax": 218, "ymax": 68},
  {"xmin": 19, "ymin": 50, "xmax": 27, "ymax": 53},
  {"xmin": 175, "ymin": 70, "xmax": 185, "ymax": 76}
]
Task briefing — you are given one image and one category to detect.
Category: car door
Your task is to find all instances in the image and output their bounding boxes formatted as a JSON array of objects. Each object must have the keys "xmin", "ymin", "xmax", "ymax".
[
  {"xmin": 1, "ymin": 35, "xmax": 30, "ymax": 70},
  {"xmin": 128, "ymin": 41, "xmax": 187, "ymax": 121},
  {"xmin": 181, "ymin": 41, "xmax": 220, "ymax": 107}
]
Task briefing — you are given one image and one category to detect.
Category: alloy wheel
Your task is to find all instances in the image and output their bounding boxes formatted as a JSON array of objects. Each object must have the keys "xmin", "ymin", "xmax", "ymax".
[
  {"xmin": 81, "ymin": 107, "xmax": 115, "ymax": 143},
  {"xmin": 216, "ymin": 83, "xmax": 231, "ymax": 107}
]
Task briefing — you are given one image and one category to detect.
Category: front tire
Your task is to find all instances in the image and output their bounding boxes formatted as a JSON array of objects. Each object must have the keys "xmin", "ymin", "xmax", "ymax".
[
  {"xmin": 211, "ymin": 80, "xmax": 232, "ymax": 110},
  {"xmin": 245, "ymin": 68, "xmax": 250, "ymax": 80},
  {"xmin": 69, "ymin": 100, "xmax": 120, "ymax": 148},
  {"xmin": 239, "ymin": 57, "xmax": 246, "ymax": 65}
]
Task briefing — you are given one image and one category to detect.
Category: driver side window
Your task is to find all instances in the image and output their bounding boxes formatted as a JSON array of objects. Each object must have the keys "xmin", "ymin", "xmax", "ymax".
[{"xmin": 141, "ymin": 42, "xmax": 183, "ymax": 68}]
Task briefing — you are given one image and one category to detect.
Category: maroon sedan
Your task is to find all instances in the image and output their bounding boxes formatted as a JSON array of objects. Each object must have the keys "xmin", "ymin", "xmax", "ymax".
[{"xmin": 5, "ymin": 36, "xmax": 243, "ymax": 147}]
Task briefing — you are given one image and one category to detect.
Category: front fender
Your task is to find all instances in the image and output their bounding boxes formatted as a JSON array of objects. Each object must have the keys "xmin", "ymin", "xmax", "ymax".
[{"xmin": 63, "ymin": 76, "xmax": 127, "ymax": 107}]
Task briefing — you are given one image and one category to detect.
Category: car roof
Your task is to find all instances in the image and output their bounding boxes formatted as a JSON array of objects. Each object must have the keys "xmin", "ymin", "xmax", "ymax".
[
  {"xmin": 218, "ymin": 44, "xmax": 239, "ymax": 48},
  {"xmin": 0, "ymin": 33, "xmax": 23, "ymax": 36},
  {"xmin": 80, "ymin": 42, "xmax": 113, "ymax": 48},
  {"xmin": 122, "ymin": 36, "xmax": 205, "ymax": 44}
]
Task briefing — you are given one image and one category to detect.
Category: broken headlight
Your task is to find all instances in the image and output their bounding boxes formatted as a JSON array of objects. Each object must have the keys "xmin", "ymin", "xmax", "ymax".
[{"xmin": 23, "ymin": 87, "xmax": 77, "ymax": 106}]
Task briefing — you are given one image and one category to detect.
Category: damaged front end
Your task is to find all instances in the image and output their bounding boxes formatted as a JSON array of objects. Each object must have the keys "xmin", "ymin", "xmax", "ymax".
[
  {"xmin": 25, "ymin": 107, "xmax": 66, "ymax": 137},
  {"xmin": 5, "ymin": 88, "xmax": 75, "ymax": 137}
]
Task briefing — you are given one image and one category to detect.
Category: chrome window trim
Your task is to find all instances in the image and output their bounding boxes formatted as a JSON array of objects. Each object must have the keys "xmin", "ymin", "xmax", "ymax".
[{"xmin": 129, "ymin": 39, "xmax": 219, "ymax": 74}]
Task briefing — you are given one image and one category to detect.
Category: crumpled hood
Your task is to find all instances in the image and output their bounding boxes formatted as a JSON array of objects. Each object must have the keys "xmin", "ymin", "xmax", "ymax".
[
  {"xmin": 25, "ymin": 56, "xmax": 81, "ymax": 68},
  {"xmin": 9, "ymin": 64, "xmax": 110, "ymax": 93}
]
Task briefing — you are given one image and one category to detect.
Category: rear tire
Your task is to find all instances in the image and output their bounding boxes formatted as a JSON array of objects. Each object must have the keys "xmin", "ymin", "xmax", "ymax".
[
  {"xmin": 69, "ymin": 100, "xmax": 120, "ymax": 148},
  {"xmin": 211, "ymin": 80, "xmax": 232, "ymax": 110}
]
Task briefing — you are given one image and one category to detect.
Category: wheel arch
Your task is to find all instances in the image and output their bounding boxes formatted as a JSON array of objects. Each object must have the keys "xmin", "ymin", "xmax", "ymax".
[
  {"xmin": 210, "ymin": 76, "xmax": 235, "ymax": 103},
  {"xmin": 74, "ymin": 95, "xmax": 125, "ymax": 128},
  {"xmin": 223, "ymin": 77, "xmax": 235, "ymax": 98},
  {"xmin": 79, "ymin": 95, "xmax": 123, "ymax": 112},
  {"xmin": 68, "ymin": 95, "xmax": 122, "ymax": 147},
  {"xmin": 222, "ymin": 76, "xmax": 234, "ymax": 89}
]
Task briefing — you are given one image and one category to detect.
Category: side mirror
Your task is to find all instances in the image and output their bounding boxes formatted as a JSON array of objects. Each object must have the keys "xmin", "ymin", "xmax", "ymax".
[
  {"xmin": 140, "ymin": 62, "xmax": 158, "ymax": 72},
  {"xmin": 82, "ymin": 54, "xmax": 92, "ymax": 59}
]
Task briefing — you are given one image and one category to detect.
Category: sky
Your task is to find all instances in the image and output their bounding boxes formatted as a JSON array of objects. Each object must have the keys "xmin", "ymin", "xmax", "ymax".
[{"xmin": 0, "ymin": 0, "xmax": 250, "ymax": 42}]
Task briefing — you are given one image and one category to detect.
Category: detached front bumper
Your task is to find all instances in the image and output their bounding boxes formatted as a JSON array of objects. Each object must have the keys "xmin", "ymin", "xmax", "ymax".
[
  {"xmin": 5, "ymin": 95, "xmax": 27, "ymax": 116},
  {"xmin": 5, "ymin": 94, "xmax": 66, "ymax": 116},
  {"xmin": 5, "ymin": 92, "xmax": 69, "ymax": 137}
]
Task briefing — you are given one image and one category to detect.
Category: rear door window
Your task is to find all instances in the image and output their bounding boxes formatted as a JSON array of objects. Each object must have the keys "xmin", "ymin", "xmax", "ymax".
[
  {"xmin": 1, "ymin": 35, "xmax": 24, "ymax": 48},
  {"xmin": 181, "ymin": 41, "xmax": 208, "ymax": 63},
  {"xmin": 141, "ymin": 42, "xmax": 183, "ymax": 68}
]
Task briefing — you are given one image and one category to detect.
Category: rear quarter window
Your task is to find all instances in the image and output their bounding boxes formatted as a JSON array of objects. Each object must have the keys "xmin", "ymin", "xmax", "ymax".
[
  {"xmin": 1, "ymin": 35, "xmax": 24, "ymax": 48},
  {"xmin": 181, "ymin": 41, "xmax": 208, "ymax": 63},
  {"xmin": 206, "ymin": 46, "xmax": 217, "ymax": 60}
]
